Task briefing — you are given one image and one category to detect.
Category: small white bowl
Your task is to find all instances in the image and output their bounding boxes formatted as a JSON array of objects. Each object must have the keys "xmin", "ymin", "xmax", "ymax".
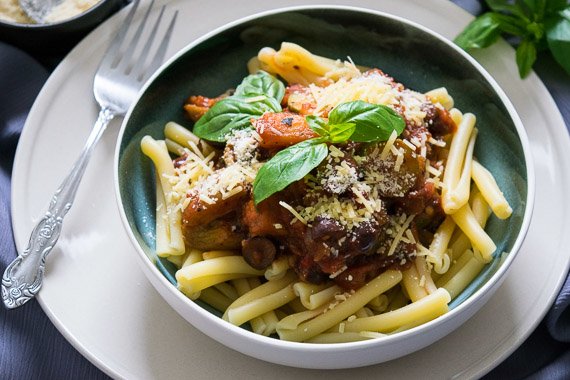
[{"xmin": 0, "ymin": 0, "xmax": 122, "ymax": 54}]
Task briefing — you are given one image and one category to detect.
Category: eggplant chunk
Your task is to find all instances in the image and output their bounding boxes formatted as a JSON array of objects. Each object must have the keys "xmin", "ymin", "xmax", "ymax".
[
  {"xmin": 183, "ymin": 219, "xmax": 244, "ymax": 250},
  {"xmin": 182, "ymin": 190, "xmax": 248, "ymax": 228}
]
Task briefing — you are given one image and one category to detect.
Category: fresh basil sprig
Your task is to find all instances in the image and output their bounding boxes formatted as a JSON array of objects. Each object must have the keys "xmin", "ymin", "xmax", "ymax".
[
  {"xmin": 234, "ymin": 71, "xmax": 286, "ymax": 100},
  {"xmin": 454, "ymin": 0, "xmax": 570, "ymax": 78},
  {"xmin": 328, "ymin": 101, "xmax": 406, "ymax": 142},
  {"xmin": 193, "ymin": 71, "xmax": 285, "ymax": 142},
  {"xmin": 253, "ymin": 139, "xmax": 329, "ymax": 205},
  {"xmin": 306, "ymin": 101, "xmax": 406, "ymax": 143},
  {"xmin": 253, "ymin": 100, "xmax": 405, "ymax": 204}
]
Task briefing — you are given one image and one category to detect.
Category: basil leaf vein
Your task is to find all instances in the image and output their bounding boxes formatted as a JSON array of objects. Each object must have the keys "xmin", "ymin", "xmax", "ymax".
[
  {"xmin": 516, "ymin": 38, "xmax": 538, "ymax": 78},
  {"xmin": 328, "ymin": 122, "xmax": 356, "ymax": 143},
  {"xmin": 306, "ymin": 115, "xmax": 329, "ymax": 137},
  {"xmin": 234, "ymin": 71, "xmax": 285, "ymax": 102},
  {"xmin": 193, "ymin": 98, "xmax": 273, "ymax": 142},
  {"xmin": 253, "ymin": 140, "xmax": 328, "ymax": 204},
  {"xmin": 192, "ymin": 71, "xmax": 285, "ymax": 142},
  {"xmin": 454, "ymin": 13, "xmax": 503, "ymax": 49},
  {"xmin": 329, "ymin": 100, "xmax": 405, "ymax": 142}
]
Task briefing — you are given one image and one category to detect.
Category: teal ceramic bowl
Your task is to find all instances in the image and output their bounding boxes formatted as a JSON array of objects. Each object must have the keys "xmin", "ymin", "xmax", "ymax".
[{"xmin": 114, "ymin": 5, "xmax": 534, "ymax": 369}]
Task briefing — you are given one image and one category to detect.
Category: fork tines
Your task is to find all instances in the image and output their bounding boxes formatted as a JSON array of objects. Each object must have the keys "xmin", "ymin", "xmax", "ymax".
[{"xmin": 99, "ymin": 0, "xmax": 178, "ymax": 83}]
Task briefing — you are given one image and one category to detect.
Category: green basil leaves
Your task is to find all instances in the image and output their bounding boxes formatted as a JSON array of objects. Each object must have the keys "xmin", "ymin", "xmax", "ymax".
[
  {"xmin": 191, "ymin": 98, "xmax": 276, "ymax": 142},
  {"xmin": 454, "ymin": 0, "xmax": 570, "ymax": 78},
  {"xmin": 193, "ymin": 71, "xmax": 285, "ymax": 142},
  {"xmin": 234, "ymin": 71, "xmax": 286, "ymax": 100},
  {"xmin": 328, "ymin": 101, "xmax": 405, "ymax": 142},
  {"xmin": 546, "ymin": 12, "xmax": 570, "ymax": 77},
  {"xmin": 306, "ymin": 101, "xmax": 405, "ymax": 143},
  {"xmin": 454, "ymin": 13, "xmax": 504, "ymax": 50},
  {"xmin": 253, "ymin": 100, "xmax": 405, "ymax": 204},
  {"xmin": 252, "ymin": 139, "xmax": 329, "ymax": 205}
]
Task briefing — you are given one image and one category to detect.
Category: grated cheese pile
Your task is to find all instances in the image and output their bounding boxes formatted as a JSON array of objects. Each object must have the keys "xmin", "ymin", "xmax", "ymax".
[
  {"xmin": 308, "ymin": 70, "xmax": 429, "ymax": 126},
  {"xmin": 171, "ymin": 129, "xmax": 262, "ymax": 209},
  {"xmin": 170, "ymin": 62, "xmax": 451, "ymax": 275}
]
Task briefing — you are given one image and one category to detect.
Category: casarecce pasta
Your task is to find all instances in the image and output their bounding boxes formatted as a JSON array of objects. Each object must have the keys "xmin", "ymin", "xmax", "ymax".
[{"xmin": 140, "ymin": 42, "xmax": 512, "ymax": 342}]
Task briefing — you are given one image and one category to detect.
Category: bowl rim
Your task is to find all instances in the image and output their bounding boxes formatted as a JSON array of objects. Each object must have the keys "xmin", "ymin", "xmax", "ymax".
[
  {"xmin": 0, "ymin": 0, "xmax": 112, "ymax": 28},
  {"xmin": 114, "ymin": 3, "xmax": 535, "ymax": 354}
]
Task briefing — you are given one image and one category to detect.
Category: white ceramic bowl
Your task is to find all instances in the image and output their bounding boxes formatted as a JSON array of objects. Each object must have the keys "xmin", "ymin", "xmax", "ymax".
[{"xmin": 114, "ymin": 5, "xmax": 534, "ymax": 369}]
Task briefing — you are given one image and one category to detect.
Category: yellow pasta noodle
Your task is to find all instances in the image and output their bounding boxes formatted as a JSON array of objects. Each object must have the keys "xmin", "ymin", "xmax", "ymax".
[
  {"xmin": 472, "ymin": 160, "xmax": 512, "ymax": 219},
  {"xmin": 440, "ymin": 250, "xmax": 486, "ymax": 299},
  {"xmin": 414, "ymin": 256, "xmax": 438, "ymax": 294},
  {"xmin": 448, "ymin": 129, "xmax": 478, "ymax": 213},
  {"xmin": 182, "ymin": 249, "xmax": 203, "ymax": 267},
  {"xmin": 141, "ymin": 136, "xmax": 185, "ymax": 256},
  {"xmin": 166, "ymin": 250, "xmax": 189, "ymax": 268},
  {"xmin": 176, "ymin": 256, "xmax": 264, "ymax": 295},
  {"xmin": 276, "ymin": 270, "xmax": 402, "ymax": 342},
  {"xmin": 154, "ymin": 176, "xmax": 172, "ymax": 258},
  {"xmin": 231, "ymin": 279, "xmax": 267, "ymax": 335},
  {"xmin": 366, "ymin": 294, "xmax": 389, "ymax": 313},
  {"xmin": 341, "ymin": 288, "xmax": 450, "ymax": 333},
  {"xmin": 402, "ymin": 265, "xmax": 428, "ymax": 302},
  {"xmin": 306, "ymin": 332, "xmax": 376, "ymax": 344},
  {"xmin": 451, "ymin": 204, "xmax": 496, "ymax": 263},
  {"xmin": 143, "ymin": 43, "xmax": 516, "ymax": 343},
  {"xmin": 257, "ymin": 42, "xmax": 349, "ymax": 85},
  {"xmin": 202, "ymin": 250, "xmax": 236, "ymax": 260},
  {"xmin": 425, "ymin": 87, "xmax": 454, "ymax": 110},
  {"xmin": 224, "ymin": 272, "xmax": 297, "ymax": 326},
  {"xmin": 294, "ymin": 283, "xmax": 342, "ymax": 310},
  {"xmin": 199, "ymin": 287, "xmax": 233, "ymax": 312},
  {"xmin": 165, "ymin": 138, "xmax": 185, "ymax": 156},
  {"xmin": 164, "ymin": 121, "xmax": 214, "ymax": 156},
  {"xmin": 247, "ymin": 277, "xmax": 281, "ymax": 336},
  {"xmin": 264, "ymin": 256, "xmax": 290, "ymax": 281},
  {"xmin": 449, "ymin": 108, "xmax": 463, "ymax": 126},
  {"xmin": 427, "ymin": 216, "xmax": 456, "ymax": 273},
  {"xmin": 442, "ymin": 113, "xmax": 476, "ymax": 214},
  {"xmin": 435, "ymin": 249, "xmax": 474, "ymax": 288}
]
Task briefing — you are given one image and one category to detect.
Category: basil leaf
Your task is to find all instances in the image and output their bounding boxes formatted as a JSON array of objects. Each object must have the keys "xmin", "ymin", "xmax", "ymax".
[
  {"xmin": 253, "ymin": 140, "xmax": 328, "ymax": 204},
  {"xmin": 454, "ymin": 13, "xmax": 503, "ymax": 49},
  {"xmin": 306, "ymin": 115, "xmax": 329, "ymax": 137},
  {"xmin": 515, "ymin": 0, "xmax": 533, "ymax": 18},
  {"xmin": 494, "ymin": 13, "xmax": 530, "ymax": 36},
  {"xmin": 328, "ymin": 123, "xmax": 356, "ymax": 143},
  {"xmin": 526, "ymin": 21, "xmax": 545, "ymax": 40},
  {"xmin": 193, "ymin": 98, "xmax": 272, "ymax": 142},
  {"xmin": 516, "ymin": 38, "xmax": 537, "ymax": 77},
  {"xmin": 559, "ymin": 7, "xmax": 570, "ymax": 22},
  {"xmin": 546, "ymin": 15, "xmax": 570, "ymax": 75},
  {"xmin": 234, "ymin": 71, "xmax": 285, "ymax": 102},
  {"xmin": 486, "ymin": 0, "xmax": 530, "ymax": 21},
  {"xmin": 547, "ymin": 1, "xmax": 569, "ymax": 15},
  {"xmin": 523, "ymin": 0, "xmax": 547, "ymax": 19},
  {"xmin": 248, "ymin": 95, "xmax": 282, "ymax": 113},
  {"xmin": 192, "ymin": 71, "xmax": 284, "ymax": 142},
  {"xmin": 329, "ymin": 100, "xmax": 405, "ymax": 142}
]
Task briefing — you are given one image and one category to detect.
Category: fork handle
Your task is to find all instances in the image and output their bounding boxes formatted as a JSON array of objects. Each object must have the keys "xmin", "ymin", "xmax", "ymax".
[{"xmin": 1, "ymin": 108, "xmax": 115, "ymax": 309}]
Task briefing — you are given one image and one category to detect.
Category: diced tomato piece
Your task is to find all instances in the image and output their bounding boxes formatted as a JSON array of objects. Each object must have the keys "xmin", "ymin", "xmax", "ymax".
[{"xmin": 254, "ymin": 112, "xmax": 319, "ymax": 149}]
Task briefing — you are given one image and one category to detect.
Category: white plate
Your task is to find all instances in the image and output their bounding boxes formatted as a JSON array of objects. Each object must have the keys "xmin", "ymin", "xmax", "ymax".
[{"xmin": 11, "ymin": 0, "xmax": 570, "ymax": 378}]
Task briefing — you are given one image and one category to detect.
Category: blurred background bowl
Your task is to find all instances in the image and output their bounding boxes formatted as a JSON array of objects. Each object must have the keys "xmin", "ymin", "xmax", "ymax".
[
  {"xmin": 115, "ymin": 5, "xmax": 534, "ymax": 369},
  {"xmin": 0, "ymin": 0, "xmax": 123, "ymax": 55}
]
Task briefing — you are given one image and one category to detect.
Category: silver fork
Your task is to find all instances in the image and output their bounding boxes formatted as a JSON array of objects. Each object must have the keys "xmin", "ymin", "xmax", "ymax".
[{"xmin": 1, "ymin": 0, "xmax": 177, "ymax": 309}]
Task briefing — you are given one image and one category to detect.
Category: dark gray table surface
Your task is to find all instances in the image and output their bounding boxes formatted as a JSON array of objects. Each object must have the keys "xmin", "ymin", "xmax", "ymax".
[{"xmin": 1, "ymin": 1, "xmax": 569, "ymax": 379}]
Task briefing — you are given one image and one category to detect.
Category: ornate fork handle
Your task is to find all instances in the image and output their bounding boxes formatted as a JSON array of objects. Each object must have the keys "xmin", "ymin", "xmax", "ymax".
[{"xmin": 2, "ymin": 108, "xmax": 115, "ymax": 309}]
